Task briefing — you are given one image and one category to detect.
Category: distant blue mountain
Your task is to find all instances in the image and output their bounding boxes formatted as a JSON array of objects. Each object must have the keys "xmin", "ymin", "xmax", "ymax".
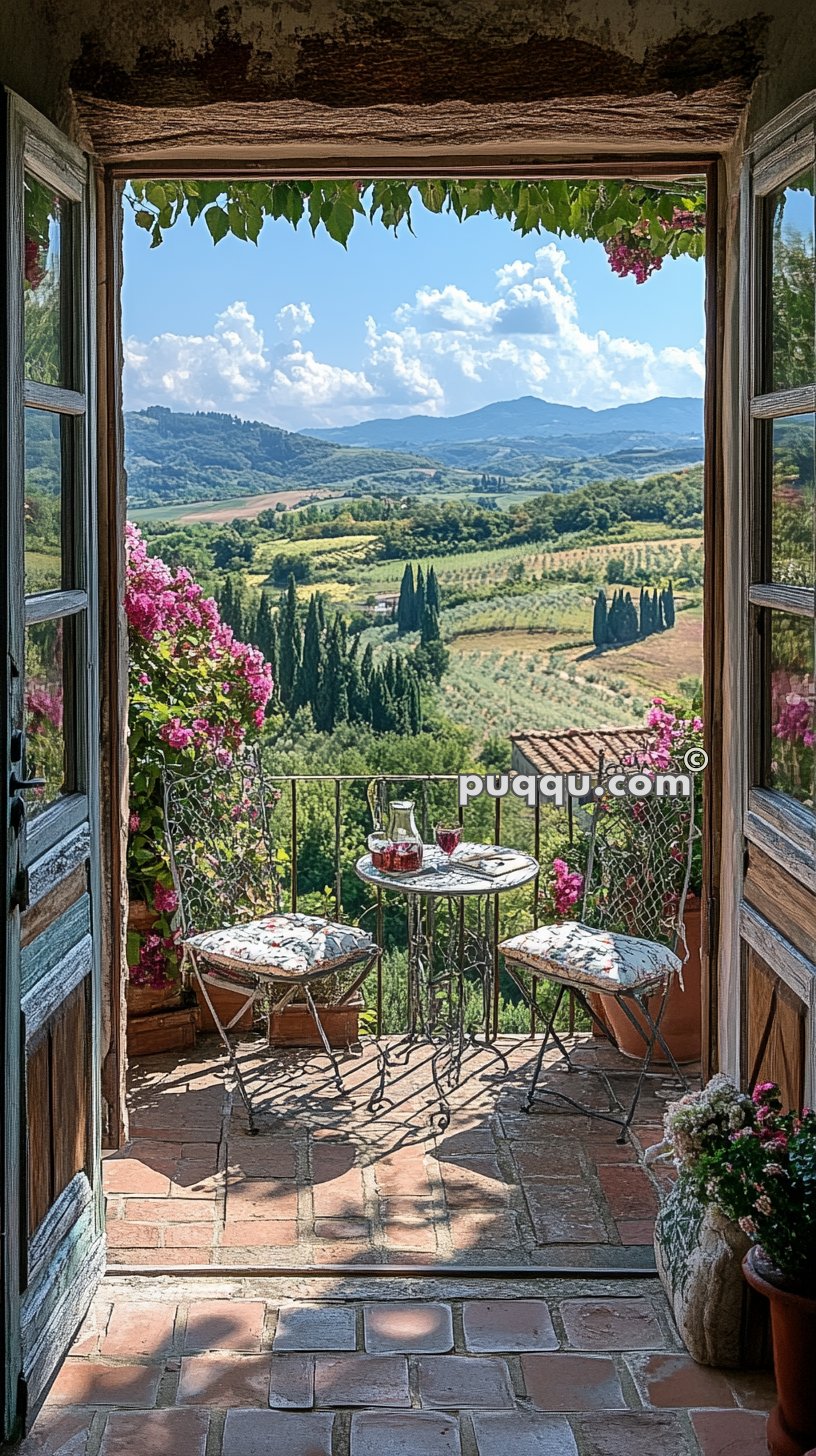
[{"xmin": 304, "ymin": 394, "xmax": 704, "ymax": 450}]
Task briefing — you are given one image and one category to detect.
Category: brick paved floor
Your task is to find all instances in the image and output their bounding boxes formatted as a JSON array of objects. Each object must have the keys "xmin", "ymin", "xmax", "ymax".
[
  {"xmin": 23, "ymin": 1275, "xmax": 774, "ymax": 1455},
  {"xmin": 105, "ymin": 1033, "xmax": 689, "ymax": 1268}
]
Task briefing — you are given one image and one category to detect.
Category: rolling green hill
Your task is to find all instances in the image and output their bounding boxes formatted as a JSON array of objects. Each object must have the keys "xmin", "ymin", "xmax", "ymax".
[{"xmin": 123, "ymin": 407, "xmax": 438, "ymax": 507}]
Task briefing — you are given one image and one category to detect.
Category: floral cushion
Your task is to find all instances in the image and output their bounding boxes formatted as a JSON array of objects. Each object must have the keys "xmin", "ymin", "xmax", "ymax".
[
  {"xmin": 500, "ymin": 919, "xmax": 681, "ymax": 991},
  {"xmin": 184, "ymin": 912, "xmax": 374, "ymax": 981}
]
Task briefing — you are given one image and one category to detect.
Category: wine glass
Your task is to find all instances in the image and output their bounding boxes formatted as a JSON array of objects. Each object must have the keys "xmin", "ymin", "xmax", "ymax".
[{"xmin": 435, "ymin": 821, "xmax": 463, "ymax": 864}]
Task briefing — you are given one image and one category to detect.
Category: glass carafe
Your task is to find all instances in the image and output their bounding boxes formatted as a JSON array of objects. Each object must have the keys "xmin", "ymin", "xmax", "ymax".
[{"xmin": 386, "ymin": 799, "xmax": 423, "ymax": 872}]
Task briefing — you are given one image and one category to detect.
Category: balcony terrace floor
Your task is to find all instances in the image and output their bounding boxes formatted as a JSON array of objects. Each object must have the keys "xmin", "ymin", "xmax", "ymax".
[{"xmin": 105, "ymin": 1032, "xmax": 693, "ymax": 1270}]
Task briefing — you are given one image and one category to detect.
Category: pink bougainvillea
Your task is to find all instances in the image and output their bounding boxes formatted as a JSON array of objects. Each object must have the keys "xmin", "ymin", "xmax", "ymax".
[
  {"xmin": 125, "ymin": 525, "xmax": 274, "ymax": 988},
  {"xmin": 603, "ymin": 210, "xmax": 705, "ymax": 284}
]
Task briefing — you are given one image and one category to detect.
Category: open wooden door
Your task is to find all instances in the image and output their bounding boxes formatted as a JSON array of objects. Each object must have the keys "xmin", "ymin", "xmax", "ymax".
[
  {"xmin": 738, "ymin": 94, "xmax": 816, "ymax": 1111},
  {"xmin": 2, "ymin": 93, "xmax": 104, "ymax": 1439}
]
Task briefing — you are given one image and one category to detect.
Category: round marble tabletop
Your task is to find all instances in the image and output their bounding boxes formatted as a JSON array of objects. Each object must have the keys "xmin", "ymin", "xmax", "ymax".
[{"xmin": 355, "ymin": 840, "xmax": 539, "ymax": 898}]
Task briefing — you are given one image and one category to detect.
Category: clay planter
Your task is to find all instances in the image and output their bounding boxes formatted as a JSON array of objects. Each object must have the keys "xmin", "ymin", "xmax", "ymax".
[
  {"xmin": 654, "ymin": 1177, "xmax": 769, "ymax": 1367},
  {"xmin": 743, "ymin": 1245, "xmax": 816, "ymax": 1456},
  {"xmin": 195, "ymin": 980, "xmax": 255, "ymax": 1034},
  {"xmin": 126, "ymin": 899, "xmax": 183, "ymax": 1018},
  {"xmin": 269, "ymin": 991, "xmax": 364, "ymax": 1049},
  {"xmin": 598, "ymin": 892, "xmax": 703, "ymax": 1064}
]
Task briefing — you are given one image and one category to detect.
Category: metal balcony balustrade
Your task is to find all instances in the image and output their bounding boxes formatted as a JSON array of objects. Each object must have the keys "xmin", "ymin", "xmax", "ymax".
[{"xmin": 263, "ymin": 770, "xmax": 577, "ymax": 1040}]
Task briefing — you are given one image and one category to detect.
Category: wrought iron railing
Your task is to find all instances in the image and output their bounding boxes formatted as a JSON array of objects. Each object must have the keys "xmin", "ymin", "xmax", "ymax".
[{"xmin": 265, "ymin": 771, "xmax": 575, "ymax": 1040}]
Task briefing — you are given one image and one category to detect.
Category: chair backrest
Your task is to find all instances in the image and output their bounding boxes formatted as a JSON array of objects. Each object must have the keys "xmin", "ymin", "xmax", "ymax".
[
  {"xmin": 580, "ymin": 754, "xmax": 698, "ymax": 960},
  {"xmin": 162, "ymin": 746, "xmax": 282, "ymax": 937}
]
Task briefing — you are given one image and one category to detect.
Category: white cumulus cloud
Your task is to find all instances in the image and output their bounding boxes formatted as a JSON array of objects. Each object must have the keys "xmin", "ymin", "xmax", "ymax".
[{"xmin": 123, "ymin": 245, "xmax": 704, "ymax": 429}]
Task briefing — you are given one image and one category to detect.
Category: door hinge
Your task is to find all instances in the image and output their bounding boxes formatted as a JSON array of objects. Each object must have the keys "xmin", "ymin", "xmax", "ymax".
[{"xmin": 11, "ymin": 867, "xmax": 30, "ymax": 912}]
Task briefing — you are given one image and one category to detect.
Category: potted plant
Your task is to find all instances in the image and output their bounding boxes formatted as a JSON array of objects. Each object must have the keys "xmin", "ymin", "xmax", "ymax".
[
  {"xmin": 653, "ymin": 1075, "xmax": 769, "ymax": 1367},
  {"xmin": 125, "ymin": 525, "xmax": 274, "ymax": 1041},
  {"xmin": 696, "ymin": 1082, "xmax": 816, "ymax": 1456}
]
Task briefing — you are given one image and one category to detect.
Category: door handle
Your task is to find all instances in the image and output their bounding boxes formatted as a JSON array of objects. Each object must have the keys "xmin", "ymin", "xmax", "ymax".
[{"xmin": 10, "ymin": 772, "xmax": 46, "ymax": 793}]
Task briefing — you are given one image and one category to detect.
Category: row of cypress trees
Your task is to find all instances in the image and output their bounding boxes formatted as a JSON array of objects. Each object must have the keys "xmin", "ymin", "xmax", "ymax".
[
  {"xmin": 221, "ymin": 576, "xmax": 423, "ymax": 735},
  {"xmin": 592, "ymin": 582, "xmax": 676, "ymax": 649},
  {"xmin": 396, "ymin": 563, "xmax": 440, "ymax": 634}
]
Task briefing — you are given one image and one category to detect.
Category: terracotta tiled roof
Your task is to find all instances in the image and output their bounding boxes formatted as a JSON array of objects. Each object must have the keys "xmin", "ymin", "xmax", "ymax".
[{"xmin": 510, "ymin": 725, "xmax": 652, "ymax": 777}]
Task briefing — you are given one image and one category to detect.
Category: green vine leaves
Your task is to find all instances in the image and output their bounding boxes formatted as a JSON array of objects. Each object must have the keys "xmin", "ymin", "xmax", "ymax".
[{"xmin": 126, "ymin": 178, "xmax": 706, "ymax": 265}]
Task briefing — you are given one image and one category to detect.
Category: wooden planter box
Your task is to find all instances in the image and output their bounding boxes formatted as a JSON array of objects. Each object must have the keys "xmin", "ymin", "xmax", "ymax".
[
  {"xmin": 269, "ymin": 991, "xmax": 364, "ymax": 1049},
  {"xmin": 128, "ymin": 1006, "xmax": 199, "ymax": 1057},
  {"xmin": 194, "ymin": 980, "xmax": 255, "ymax": 1034}
]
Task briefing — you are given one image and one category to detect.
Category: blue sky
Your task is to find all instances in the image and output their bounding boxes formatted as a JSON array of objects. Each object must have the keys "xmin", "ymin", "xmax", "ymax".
[{"xmin": 122, "ymin": 196, "xmax": 706, "ymax": 432}]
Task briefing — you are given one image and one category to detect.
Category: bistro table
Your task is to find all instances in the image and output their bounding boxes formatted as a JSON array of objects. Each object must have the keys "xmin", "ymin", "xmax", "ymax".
[{"xmin": 355, "ymin": 841, "xmax": 538, "ymax": 1128}]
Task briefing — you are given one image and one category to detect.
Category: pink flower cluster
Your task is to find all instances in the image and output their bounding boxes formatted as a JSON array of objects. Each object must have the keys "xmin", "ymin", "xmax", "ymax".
[
  {"xmin": 26, "ymin": 683, "xmax": 63, "ymax": 732},
  {"xmin": 153, "ymin": 881, "xmax": 179, "ymax": 915},
  {"xmin": 550, "ymin": 857, "xmax": 584, "ymax": 917},
  {"xmin": 604, "ymin": 208, "xmax": 705, "ymax": 283},
  {"xmin": 125, "ymin": 523, "xmax": 222, "ymax": 645},
  {"xmin": 130, "ymin": 931, "xmax": 178, "ymax": 989},
  {"xmin": 773, "ymin": 691, "xmax": 815, "ymax": 748}
]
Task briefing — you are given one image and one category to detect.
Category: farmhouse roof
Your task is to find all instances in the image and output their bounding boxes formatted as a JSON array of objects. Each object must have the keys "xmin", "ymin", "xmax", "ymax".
[{"xmin": 510, "ymin": 725, "xmax": 652, "ymax": 777}]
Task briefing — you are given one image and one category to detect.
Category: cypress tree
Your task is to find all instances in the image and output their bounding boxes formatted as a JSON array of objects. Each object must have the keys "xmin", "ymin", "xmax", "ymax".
[
  {"xmin": 407, "ymin": 673, "xmax": 422, "ymax": 734},
  {"xmin": 360, "ymin": 642, "xmax": 374, "ymax": 686},
  {"xmin": 426, "ymin": 565, "xmax": 440, "ymax": 614},
  {"xmin": 313, "ymin": 651, "xmax": 332, "ymax": 732},
  {"xmin": 397, "ymin": 564, "xmax": 415, "ymax": 635},
  {"xmin": 592, "ymin": 590, "xmax": 608, "ymax": 650},
  {"xmin": 299, "ymin": 595, "xmax": 322, "ymax": 711},
  {"xmin": 277, "ymin": 575, "xmax": 301, "ymax": 711},
  {"xmin": 414, "ymin": 566, "xmax": 426, "ymax": 631},
  {"xmin": 370, "ymin": 670, "xmax": 394, "ymax": 733},
  {"xmin": 663, "ymin": 581, "xmax": 676, "ymax": 628},
  {"xmin": 383, "ymin": 652, "xmax": 397, "ymax": 697}
]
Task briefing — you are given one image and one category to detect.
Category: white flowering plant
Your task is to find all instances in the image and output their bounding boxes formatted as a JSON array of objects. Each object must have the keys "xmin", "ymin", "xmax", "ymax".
[
  {"xmin": 665, "ymin": 1078, "xmax": 816, "ymax": 1289},
  {"xmin": 663, "ymin": 1075, "xmax": 755, "ymax": 1182}
]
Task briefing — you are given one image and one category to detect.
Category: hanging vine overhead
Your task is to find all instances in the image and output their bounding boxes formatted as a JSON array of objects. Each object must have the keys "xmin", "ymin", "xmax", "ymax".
[{"xmin": 126, "ymin": 177, "xmax": 706, "ymax": 283}]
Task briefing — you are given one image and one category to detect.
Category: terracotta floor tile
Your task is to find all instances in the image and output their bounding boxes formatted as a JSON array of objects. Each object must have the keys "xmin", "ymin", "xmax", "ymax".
[
  {"xmin": 690, "ymin": 1408, "xmax": 770, "ymax": 1456},
  {"xmin": 559, "ymin": 1297, "xmax": 664, "ymax": 1350},
  {"xmin": 521, "ymin": 1354, "xmax": 626, "ymax": 1412},
  {"xmin": 417, "ymin": 1355, "xmax": 514, "ymax": 1409},
  {"xmin": 524, "ymin": 1185, "xmax": 608, "ymax": 1243},
  {"xmin": 616, "ymin": 1220, "xmax": 656, "ymax": 1245},
  {"xmin": 162, "ymin": 1222, "xmax": 216, "ymax": 1249},
  {"xmin": 383, "ymin": 1218, "xmax": 439, "ymax": 1251},
  {"xmin": 226, "ymin": 1139, "xmax": 298, "ymax": 1180},
  {"xmin": 100, "ymin": 1302, "xmax": 177, "ymax": 1358},
  {"xmin": 176, "ymin": 1354, "xmax": 273, "ymax": 1406},
  {"xmin": 596, "ymin": 1166, "xmax": 659, "ymax": 1221},
  {"xmin": 273, "ymin": 1305, "xmax": 357, "ymax": 1352},
  {"xmin": 105, "ymin": 1221, "xmax": 161, "ymax": 1249},
  {"xmin": 102, "ymin": 1161, "xmax": 172, "ymax": 1196},
  {"xmin": 627, "ymin": 1353, "xmax": 736, "ymax": 1409},
  {"xmin": 220, "ymin": 1219, "xmax": 298, "ymax": 1247},
  {"xmin": 226, "ymin": 1179, "xmax": 298, "ymax": 1220},
  {"xmin": 510, "ymin": 1144, "xmax": 586, "ymax": 1180},
  {"xmin": 99, "ymin": 1409, "xmax": 209, "ymax": 1456},
  {"xmin": 350, "ymin": 1410, "xmax": 461, "ymax": 1455},
  {"xmin": 48, "ymin": 1361, "xmax": 161, "ymax": 1409},
  {"xmin": 578, "ymin": 1410, "xmax": 689, "ymax": 1455},
  {"xmin": 223, "ymin": 1409, "xmax": 334, "ymax": 1456},
  {"xmin": 727, "ymin": 1367, "xmax": 777, "ymax": 1411},
  {"xmin": 315, "ymin": 1355, "xmax": 410, "ymax": 1408},
  {"xmin": 471, "ymin": 1411, "xmax": 578, "ymax": 1456},
  {"xmin": 18, "ymin": 1409, "xmax": 94, "ymax": 1454},
  {"xmin": 184, "ymin": 1299, "xmax": 266, "ymax": 1351},
  {"xmin": 312, "ymin": 1168, "xmax": 366, "ymax": 1217},
  {"xmin": 120, "ymin": 1198, "xmax": 213, "ymax": 1223},
  {"xmin": 267, "ymin": 1356, "xmax": 317, "ymax": 1410},
  {"xmin": 364, "ymin": 1302, "xmax": 453, "ymax": 1354},
  {"xmin": 462, "ymin": 1299, "xmax": 558, "ymax": 1353},
  {"xmin": 314, "ymin": 1217, "xmax": 371, "ymax": 1240}
]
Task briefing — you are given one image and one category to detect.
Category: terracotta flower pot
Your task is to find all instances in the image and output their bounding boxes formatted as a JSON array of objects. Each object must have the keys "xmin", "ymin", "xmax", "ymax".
[
  {"xmin": 126, "ymin": 980, "xmax": 182, "ymax": 1017},
  {"xmin": 597, "ymin": 892, "xmax": 703, "ymax": 1064},
  {"xmin": 743, "ymin": 1245, "xmax": 816, "ymax": 1456}
]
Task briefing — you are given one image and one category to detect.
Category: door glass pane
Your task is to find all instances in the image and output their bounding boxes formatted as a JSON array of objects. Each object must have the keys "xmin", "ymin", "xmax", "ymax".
[
  {"xmin": 24, "ymin": 409, "xmax": 65, "ymax": 594},
  {"xmin": 771, "ymin": 413, "xmax": 815, "ymax": 586},
  {"xmin": 23, "ymin": 173, "xmax": 65, "ymax": 386},
  {"xmin": 25, "ymin": 619, "xmax": 69, "ymax": 816},
  {"xmin": 768, "ymin": 611, "xmax": 815, "ymax": 809},
  {"xmin": 769, "ymin": 169, "xmax": 815, "ymax": 392}
]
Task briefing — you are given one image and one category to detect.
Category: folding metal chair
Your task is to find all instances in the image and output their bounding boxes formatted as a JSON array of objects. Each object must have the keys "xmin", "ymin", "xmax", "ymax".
[
  {"xmin": 162, "ymin": 747, "xmax": 377, "ymax": 1133},
  {"xmin": 501, "ymin": 757, "xmax": 697, "ymax": 1141}
]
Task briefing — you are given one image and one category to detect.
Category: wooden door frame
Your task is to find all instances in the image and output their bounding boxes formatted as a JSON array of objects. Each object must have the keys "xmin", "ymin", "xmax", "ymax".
[{"xmin": 95, "ymin": 150, "xmax": 724, "ymax": 1146}]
